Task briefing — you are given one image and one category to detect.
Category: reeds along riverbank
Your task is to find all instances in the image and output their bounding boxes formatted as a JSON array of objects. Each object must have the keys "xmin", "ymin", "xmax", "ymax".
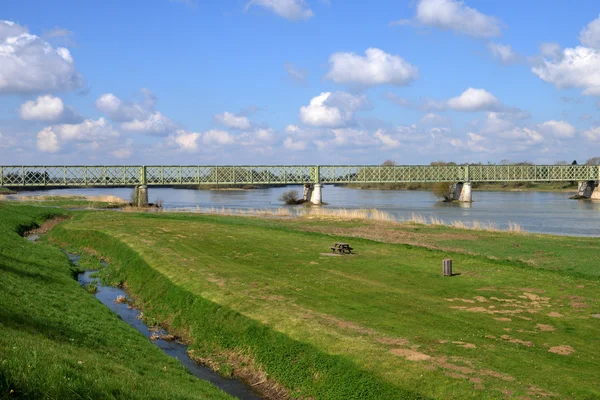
[{"xmin": 168, "ymin": 206, "xmax": 524, "ymax": 233}]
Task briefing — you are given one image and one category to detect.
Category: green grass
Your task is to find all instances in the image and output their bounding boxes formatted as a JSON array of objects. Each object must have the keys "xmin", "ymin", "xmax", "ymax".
[
  {"xmin": 0, "ymin": 203, "xmax": 233, "ymax": 399},
  {"xmin": 0, "ymin": 188, "xmax": 16, "ymax": 194},
  {"xmin": 46, "ymin": 210, "xmax": 600, "ymax": 399}
]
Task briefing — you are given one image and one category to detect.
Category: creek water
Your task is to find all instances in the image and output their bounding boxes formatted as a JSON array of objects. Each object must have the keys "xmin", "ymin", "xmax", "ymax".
[
  {"xmin": 66, "ymin": 253, "xmax": 262, "ymax": 400},
  {"xmin": 13, "ymin": 185, "xmax": 600, "ymax": 236}
]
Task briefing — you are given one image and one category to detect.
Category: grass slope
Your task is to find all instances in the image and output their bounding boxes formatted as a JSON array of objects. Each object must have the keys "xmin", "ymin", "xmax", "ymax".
[
  {"xmin": 0, "ymin": 203, "xmax": 233, "ymax": 400},
  {"xmin": 47, "ymin": 210, "xmax": 600, "ymax": 399}
]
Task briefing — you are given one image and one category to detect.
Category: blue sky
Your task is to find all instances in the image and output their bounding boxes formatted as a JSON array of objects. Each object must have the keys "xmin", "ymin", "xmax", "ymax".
[{"xmin": 1, "ymin": 0, "xmax": 600, "ymax": 165}]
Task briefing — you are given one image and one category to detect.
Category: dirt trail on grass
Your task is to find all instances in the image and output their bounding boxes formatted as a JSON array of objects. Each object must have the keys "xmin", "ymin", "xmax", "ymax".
[{"xmin": 23, "ymin": 216, "xmax": 71, "ymax": 236}]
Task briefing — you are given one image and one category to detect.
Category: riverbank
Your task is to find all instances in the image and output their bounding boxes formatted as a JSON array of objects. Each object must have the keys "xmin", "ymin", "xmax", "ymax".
[
  {"xmin": 0, "ymin": 203, "xmax": 234, "ymax": 399},
  {"xmin": 43, "ymin": 206, "xmax": 600, "ymax": 399}
]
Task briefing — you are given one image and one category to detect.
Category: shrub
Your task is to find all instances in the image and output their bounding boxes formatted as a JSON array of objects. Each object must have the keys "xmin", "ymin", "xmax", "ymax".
[
  {"xmin": 432, "ymin": 182, "xmax": 455, "ymax": 202},
  {"xmin": 279, "ymin": 190, "xmax": 301, "ymax": 205}
]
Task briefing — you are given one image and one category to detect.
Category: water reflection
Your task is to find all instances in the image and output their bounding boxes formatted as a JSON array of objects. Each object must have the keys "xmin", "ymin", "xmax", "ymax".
[{"xmin": 13, "ymin": 185, "xmax": 600, "ymax": 237}]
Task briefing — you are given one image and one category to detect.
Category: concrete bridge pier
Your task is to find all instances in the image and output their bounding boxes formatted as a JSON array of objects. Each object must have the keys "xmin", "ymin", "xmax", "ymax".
[
  {"xmin": 310, "ymin": 183, "xmax": 323, "ymax": 205},
  {"xmin": 136, "ymin": 185, "xmax": 148, "ymax": 207},
  {"xmin": 303, "ymin": 184, "xmax": 313, "ymax": 203},
  {"xmin": 450, "ymin": 182, "xmax": 472, "ymax": 203},
  {"xmin": 575, "ymin": 181, "xmax": 600, "ymax": 199}
]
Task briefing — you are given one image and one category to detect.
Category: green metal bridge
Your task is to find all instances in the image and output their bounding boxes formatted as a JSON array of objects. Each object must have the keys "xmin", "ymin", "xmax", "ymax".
[{"xmin": 1, "ymin": 165, "xmax": 598, "ymax": 187}]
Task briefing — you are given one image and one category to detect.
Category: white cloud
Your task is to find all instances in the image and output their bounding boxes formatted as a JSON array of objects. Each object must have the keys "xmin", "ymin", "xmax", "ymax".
[
  {"xmin": 120, "ymin": 112, "xmax": 177, "ymax": 136},
  {"xmin": 481, "ymin": 112, "xmax": 514, "ymax": 133},
  {"xmin": 420, "ymin": 112, "xmax": 450, "ymax": 126},
  {"xmin": 96, "ymin": 91, "xmax": 153, "ymax": 121},
  {"xmin": 532, "ymin": 46, "xmax": 600, "ymax": 96},
  {"xmin": 447, "ymin": 88, "xmax": 501, "ymax": 111},
  {"xmin": 46, "ymin": 118, "xmax": 119, "ymax": 142},
  {"xmin": 37, "ymin": 128, "xmax": 60, "ymax": 152},
  {"xmin": 374, "ymin": 129, "xmax": 401, "ymax": 149},
  {"xmin": 283, "ymin": 137, "xmax": 307, "ymax": 150},
  {"xmin": 584, "ymin": 126, "xmax": 600, "ymax": 141},
  {"xmin": 413, "ymin": 0, "xmax": 502, "ymax": 38},
  {"xmin": 325, "ymin": 48, "xmax": 418, "ymax": 86},
  {"xmin": 583, "ymin": 126, "xmax": 600, "ymax": 142},
  {"xmin": 540, "ymin": 42, "xmax": 562, "ymax": 60},
  {"xmin": 254, "ymin": 128, "xmax": 275, "ymax": 141},
  {"xmin": 214, "ymin": 112, "xmax": 251, "ymax": 130},
  {"xmin": 498, "ymin": 127, "xmax": 543, "ymax": 145},
  {"xmin": 111, "ymin": 147, "xmax": 133, "ymax": 159},
  {"xmin": 579, "ymin": 16, "xmax": 600, "ymax": 49},
  {"xmin": 168, "ymin": 129, "xmax": 202, "ymax": 151},
  {"xmin": 0, "ymin": 20, "xmax": 82, "ymax": 94},
  {"xmin": 246, "ymin": 0, "xmax": 313, "ymax": 20},
  {"xmin": 538, "ymin": 120, "xmax": 576, "ymax": 139},
  {"xmin": 285, "ymin": 124, "xmax": 300, "ymax": 133},
  {"xmin": 20, "ymin": 95, "xmax": 65, "ymax": 121},
  {"xmin": 96, "ymin": 90, "xmax": 177, "ymax": 135},
  {"xmin": 488, "ymin": 42, "xmax": 519, "ymax": 64},
  {"xmin": 202, "ymin": 129, "xmax": 234, "ymax": 145},
  {"xmin": 300, "ymin": 92, "xmax": 368, "ymax": 127}
]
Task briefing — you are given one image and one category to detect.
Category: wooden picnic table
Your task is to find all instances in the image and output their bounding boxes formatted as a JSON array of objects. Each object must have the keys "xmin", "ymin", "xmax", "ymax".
[{"xmin": 331, "ymin": 242, "xmax": 353, "ymax": 254}]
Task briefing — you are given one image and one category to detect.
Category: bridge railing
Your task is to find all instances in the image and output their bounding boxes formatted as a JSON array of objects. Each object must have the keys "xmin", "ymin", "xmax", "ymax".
[{"xmin": 1, "ymin": 165, "xmax": 599, "ymax": 187}]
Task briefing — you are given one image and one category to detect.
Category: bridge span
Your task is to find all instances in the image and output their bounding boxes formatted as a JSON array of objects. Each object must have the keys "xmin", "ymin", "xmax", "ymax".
[{"xmin": 1, "ymin": 164, "xmax": 599, "ymax": 206}]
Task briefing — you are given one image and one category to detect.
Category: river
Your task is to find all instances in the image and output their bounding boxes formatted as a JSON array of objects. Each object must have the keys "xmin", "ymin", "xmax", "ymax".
[{"xmin": 13, "ymin": 185, "xmax": 600, "ymax": 237}]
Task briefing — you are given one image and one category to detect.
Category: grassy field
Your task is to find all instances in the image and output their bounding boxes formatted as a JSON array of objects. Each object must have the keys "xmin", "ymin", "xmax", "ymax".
[
  {"xmin": 0, "ymin": 203, "xmax": 233, "ymax": 399},
  {"xmin": 44, "ymin": 208, "xmax": 600, "ymax": 399}
]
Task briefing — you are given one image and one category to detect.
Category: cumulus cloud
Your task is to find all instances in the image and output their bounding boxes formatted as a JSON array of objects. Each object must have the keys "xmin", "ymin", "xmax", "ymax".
[
  {"xmin": 539, "ymin": 42, "xmax": 562, "ymax": 60},
  {"xmin": 537, "ymin": 120, "xmax": 576, "ymax": 139},
  {"xmin": 532, "ymin": 46, "xmax": 600, "ymax": 95},
  {"xmin": 111, "ymin": 147, "xmax": 133, "ymax": 159},
  {"xmin": 283, "ymin": 137, "xmax": 307, "ymax": 150},
  {"xmin": 299, "ymin": 92, "xmax": 368, "ymax": 127},
  {"xmin": 120, "ymin": 112, "xmax": 177, "ymax": 135},
  {"xmin": 37, "ymin": 129, "xmax": 60, "ymax": 153},
  {"xmin": 579, "ymin": 16, "xmax": 600, "ymax": 49},
  {"xmin": 20, "ymin": 94, "xmax": 80, "ymax": 122},
  {"xmin": 168, "ymin": 129, "xmax": 202, "ymax": 151},
  {"xmin": 325, "ymin": 48, "xmax": 418, "ymax": 86},
  {"xmin": 0, "ymin": 20, "xmax": 82, "ymax": 94},
  {"xmin": 96, "ymin": 89, "xmax": 177, "ymax": 135},
  {"xmin": 202, "ymin": 129, "xmax": 234, "ymax": 145},
  {"xmin": 481, "ymin": 112, "xmax": 515, "ymax": 134},
  {"xmin": 285, "ymin": 124, "xmax": 300, "ymax": 133},
  {"xmin": 245, "ymin": 0, "xmax": 313, "ymax": 20},
  {"xmin": 374, "ymin": 129, "xmax": 401, "ymax": 149},
  {"xmin": 498, "ymin": 127, "xmax": 543, "ymax": 145},
  {"xmin": 20, "ymin": 95, "xmax": 64, "ymax": 121},
  {"xmin": 214, "ymin": 112, "xmax": 251, "ymax": 130},
  {"xmin": 584, "ymin": 126, "xmax": 600, "ymax": 141},
  {"xmin": 488, "ymin": 42, "xmax": 519, "ymax": 64},
  {"xmin": 447, "ymin": 88, "xmax": 501, "ymax": 111},
  {"xmin": 36, "ymin": 118, "xmax": 118, "ymax": 153},
  {"xmin": 400, "ymin": 0, "xmax": 502, "ymax": 38}
]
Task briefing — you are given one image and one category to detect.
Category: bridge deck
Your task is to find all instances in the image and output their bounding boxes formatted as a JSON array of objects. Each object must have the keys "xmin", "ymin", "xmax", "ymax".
[{"xmin": 1, "ymin": 165, "xmax": 598, "ymax": 187}]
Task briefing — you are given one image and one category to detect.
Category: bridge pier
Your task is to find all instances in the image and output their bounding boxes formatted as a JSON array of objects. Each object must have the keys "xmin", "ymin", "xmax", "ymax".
[
  {"xmin": 310, "ymin": 183, "xmax": 323, "ymax": 205},
  {"xmin": 136, "ymin": 185, "xmax": 148, "ymax": 207},
  {"xmin": 450, "ymin": 182, "xmax": 472, "ymax": 203},
  {"xmin": 575, "ymin": 181, "xmax": 600, "ymax": 199},
  {"xmin": 303, "ymin": 184, "xmax": 313, "ymax": 203}
]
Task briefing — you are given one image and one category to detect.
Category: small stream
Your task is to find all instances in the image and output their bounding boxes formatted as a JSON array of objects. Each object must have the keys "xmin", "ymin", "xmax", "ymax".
[{"xmin": 66, "ymin": 252, "xmax": 262, "ymax": 400}]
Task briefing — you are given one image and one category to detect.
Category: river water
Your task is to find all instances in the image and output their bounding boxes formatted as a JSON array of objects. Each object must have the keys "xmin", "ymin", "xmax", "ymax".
[{"xmin": 13, "ymin": 185, "xmax": 600, "ymax": 237}]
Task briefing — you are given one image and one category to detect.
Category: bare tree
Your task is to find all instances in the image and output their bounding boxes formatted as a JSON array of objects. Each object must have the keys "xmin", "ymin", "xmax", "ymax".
[
  {"xmin": 586, "ymin": 157, "xmax": 600, "ymax": 165},
  {"xmin": 381, "ymin": 160, "xmax": 397, "ymax": 166}
]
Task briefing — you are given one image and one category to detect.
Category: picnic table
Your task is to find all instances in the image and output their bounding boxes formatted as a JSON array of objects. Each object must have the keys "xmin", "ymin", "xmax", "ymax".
[{"xmin": 331, "ymin": 242, "xmax": 353, "ymax": 254}]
